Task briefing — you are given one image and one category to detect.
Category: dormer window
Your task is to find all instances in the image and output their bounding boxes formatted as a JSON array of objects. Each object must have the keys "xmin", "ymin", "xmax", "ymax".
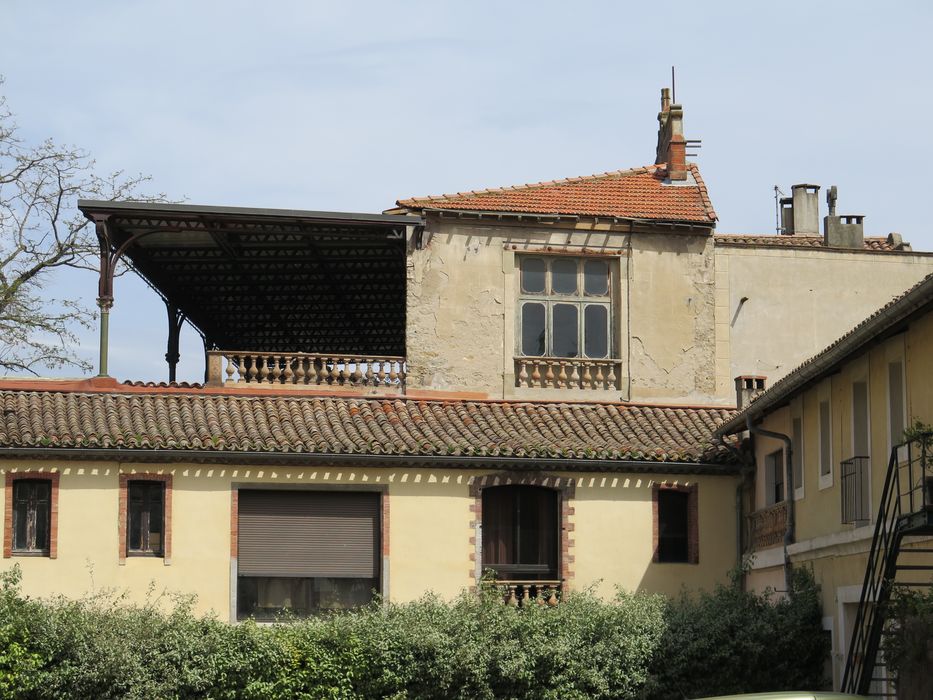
[{"xmin": 515, "ymin": 256, "xmax": 619, "ymax": 390}]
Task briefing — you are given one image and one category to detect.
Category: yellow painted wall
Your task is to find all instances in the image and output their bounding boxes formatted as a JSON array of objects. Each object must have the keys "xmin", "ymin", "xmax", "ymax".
[
  {"xmin": 572, "ymin": 471, "xmax": 739, "ymax": 597},
  {"xmin": 1, "ymin": 460, "xmax": 738, "ymax": 618},
  {"xmin": 719, "ymin": 246, "xmax": 933, "ymax": 396}
]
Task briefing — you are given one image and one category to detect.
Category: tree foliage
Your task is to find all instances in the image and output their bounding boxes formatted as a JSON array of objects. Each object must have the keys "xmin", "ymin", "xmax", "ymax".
[{"xmin": 0, "ymin": 81, "xmax": 162, "ymax": 375}]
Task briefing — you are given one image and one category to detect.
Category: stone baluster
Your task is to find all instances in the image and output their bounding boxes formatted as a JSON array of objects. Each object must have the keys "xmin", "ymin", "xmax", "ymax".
[
  {"xmin": 225, "ymin": 355, "xmax": 237, "ymax": 384},
  {"xmin": 557, "ymin": 362, "xmax": 567, "ymax": 388},
  {"xmin": 295, "ymin": 356, "xmax": 306, "ymax": 384},
  {"xmin": 606, "ymin": 363, "xmax": 617, "ymax": 389},
  {"xmin": 594, "ymin": 363, "xmax": 605, "ymax": 389},
  {"xmin": 246, "ymin": 356, "xmax": 258, "ymax": 383},
  {"xmin": 307, "ymin": 358, "xmax": 319, "ymax": 385},
  {"xmin": 517, "ymin": 361, "xmax": 529, "ymax": 387},
  {"xmin": 258, "ymin": 356, "xmax": 270, "ymax": 383},
  {"xmin": 569, "ymin": 363, "xmax": 580, "ymax": 388},
  {"xmin": 377, "ymin": 361, "xmax": 387, "ymax": 386},
  {"xmin": 581, "ymin": 362, "xmax": 593, "ymax": 389},
  {"xmin": 531, "ymin": 362, "xmax": 541, "ymax": 386},
  {"xmin": 397, "ymin": 362, "xmax": 406, "ymax": 386},
  {"xmin": 544, "ymin": 362, "xmax": 555, "ymax": 388}
]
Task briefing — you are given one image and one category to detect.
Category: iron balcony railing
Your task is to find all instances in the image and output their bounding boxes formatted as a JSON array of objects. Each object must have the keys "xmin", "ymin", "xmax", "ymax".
[{"xmin": 840, "ymin": 455, "xmax": 871, "ymax": 525}]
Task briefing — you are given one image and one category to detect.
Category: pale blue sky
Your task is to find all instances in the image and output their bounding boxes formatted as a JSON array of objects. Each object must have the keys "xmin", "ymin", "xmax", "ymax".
[{"xmin": 2, "ymin": 1, "xmax": 931, "ymax": 382}]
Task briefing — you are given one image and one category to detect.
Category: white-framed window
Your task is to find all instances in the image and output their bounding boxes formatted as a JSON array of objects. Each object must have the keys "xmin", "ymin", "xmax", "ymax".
[
  {"xmin": 517, "ymin": 256, "xmax": 613, "ymax": 359},
  {"xmin": 819, "ymin": 380, "xmax": 833, "ymax": 490}
]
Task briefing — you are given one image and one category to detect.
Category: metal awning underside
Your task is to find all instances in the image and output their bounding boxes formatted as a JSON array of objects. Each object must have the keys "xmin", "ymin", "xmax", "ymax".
[{"xmin": 78, "ymin": 200, "xmax": 421, "ymax": 355}]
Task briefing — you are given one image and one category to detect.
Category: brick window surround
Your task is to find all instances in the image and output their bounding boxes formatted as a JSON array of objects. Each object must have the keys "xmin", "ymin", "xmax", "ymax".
[
  {"xmin": 652, "ymin": 482, "xmax": 699, "ymax": 564},
  {"xmin": 118, "ymin": 473, "xmax": 172, "ymax": 565},
  {"xmin": 4, "ymin": 471, "xmax": 60, "ymax": 559},
  {"xmin": 469, "ymin": 472, "xmax": 575, "ymax": 588}
]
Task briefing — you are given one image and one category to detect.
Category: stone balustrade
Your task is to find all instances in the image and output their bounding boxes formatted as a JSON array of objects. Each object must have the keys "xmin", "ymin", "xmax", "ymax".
[
  {"xmin": 495, "ymin": 580, "xmax": 562, "ymax": 607},
  {"xmin": 514, "ymin": 358, "xmax": 621, "ymax": 390},
  {"xmin": 206, "ymin": 351, "xmax": 406, "ymax": 389},
  {"xmin": 747, "ymin": 500, "xmax": 788, "ymax": 551}
]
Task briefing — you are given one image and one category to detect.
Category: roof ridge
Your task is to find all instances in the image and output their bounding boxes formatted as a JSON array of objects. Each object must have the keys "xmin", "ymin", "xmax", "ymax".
[{"xmin": 398, "ymin": 163, "xmax": 663, "ymax": 206}]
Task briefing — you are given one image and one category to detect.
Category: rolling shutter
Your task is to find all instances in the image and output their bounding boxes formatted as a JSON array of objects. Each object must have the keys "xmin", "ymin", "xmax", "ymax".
[{"xmin": 238, "ymin": 490, "xmax": 379, "ymax": 578}]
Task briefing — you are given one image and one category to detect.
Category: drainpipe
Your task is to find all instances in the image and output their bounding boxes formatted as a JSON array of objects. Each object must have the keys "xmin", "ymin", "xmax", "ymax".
[
  {"xmin": 719, "ymin": 432, "xmax": 755, "ymax": 590},
  {"xmin": 745, "ymin": 415, "xmax": 796, "ymax": 593}
]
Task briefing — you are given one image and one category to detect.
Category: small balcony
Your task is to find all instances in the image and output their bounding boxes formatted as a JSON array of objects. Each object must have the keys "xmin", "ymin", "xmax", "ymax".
[
  {"xmin": 841, "ymin": 455, "xmax": 871, "ymax": 525},
  {"xmin": 747, "ymin": 500, "xmax": 788, "ymax": 551},
  {"xmin": 206, "ymin": 351, "xmax": 406, "ymax": 392},
  {"xmin": 491, "ymin": 580, "xmax": 562, "ymax": 607},
  {"xmin": 514, "ymin": 357, "xmax": 622, "ymax": 391}
]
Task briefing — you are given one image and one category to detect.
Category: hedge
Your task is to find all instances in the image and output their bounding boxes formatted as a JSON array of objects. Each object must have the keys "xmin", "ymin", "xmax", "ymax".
[{"xmin": 0, "ymin": 566, "xmax": 828, "ymax": 699}]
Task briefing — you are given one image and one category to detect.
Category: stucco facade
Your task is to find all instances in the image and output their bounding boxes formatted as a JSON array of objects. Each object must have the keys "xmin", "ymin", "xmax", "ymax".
[
  {"xmin": 731, "ymin": 286, "xmax": 933, "ymax": 691},
  {"xmin": 0, "ymin": 460, "xmax": 738, "ymax": 618}
]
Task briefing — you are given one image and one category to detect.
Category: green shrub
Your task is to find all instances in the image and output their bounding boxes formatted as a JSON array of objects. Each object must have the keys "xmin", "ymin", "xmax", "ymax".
[
  {"xmin": 0, "ymin": 565, "xmax": 829, "ymax": 699},
  {"xmin": 640, "ymin": 567, "xmax": 829, "ymax": 699},
  {"xmin": 882, "ymin": 587, "xmax": 933, "ymax": 700}
]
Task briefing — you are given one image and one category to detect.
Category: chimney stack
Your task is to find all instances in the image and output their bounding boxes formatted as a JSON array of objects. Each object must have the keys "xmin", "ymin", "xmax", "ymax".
[
  {"xmin": 822, "ymin": 185, "xmax": 865, "ymax": 248},
  {"xmin": 791, "ymin": 184, "xmax": 821, "ymax": 235},
  {"xmin": 655, "ymin": 88, "xmax": 687, "ymax": 181},
  {"xmin": 735, "ymin": 376, "xmax": 767, "ymax": 410}
]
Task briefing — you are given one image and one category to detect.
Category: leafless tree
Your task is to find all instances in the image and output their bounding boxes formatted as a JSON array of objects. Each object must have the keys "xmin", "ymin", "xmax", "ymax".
[{"xmin": 0, "ymin": 82, "xmax": 164, "ymax": 375}]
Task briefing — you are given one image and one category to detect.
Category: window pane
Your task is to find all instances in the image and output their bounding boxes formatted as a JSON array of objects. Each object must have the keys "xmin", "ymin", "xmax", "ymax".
[
  {"xmin": 13, "ymin": 486, "xmax": 28, "ymax": 550},
  {"xmin": 658, "ymin": 490, "xmax": 689, "ymax": 563},
  {"xmin": 853, "ymin": 381, "xmax": 869, "ymax": 456},
  {"xmin": 521, "ymin": 258, "xmax": 545, "ymax": 294},
  {"xmin": 792, "ymin": 418, "xmax": 803, "ymax": 494},
  {"xmin": 551, "ymin": 304, "xmax": 578, "ymax": 357},
  {"xmin": 584, "ymin": 305, "xmax": 609, "ymax": 358},
  {"xmin": 888, "ymin": 361, "xmax": 905, "ymax": 445},
  {"xmin": 819, "ymin": 401, "xmax": 831, "ymax": 476},
  {"xmin": 584, "ymin": 260, "xmax": 609, "ymax": 296},
  {"xmin": 551, "ymin": 259, "xmax": 577, "ymax": 295},
  {"xmin": 237, "ymin": 576, "xmax": 376, "ymax": 620},
  {"xmin": 521, "ymin": 303, "xmax": 546, "ymax": 356}
]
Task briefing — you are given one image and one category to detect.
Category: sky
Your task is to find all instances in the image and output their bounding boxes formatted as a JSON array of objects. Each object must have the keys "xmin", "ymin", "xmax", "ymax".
[{"xmin": 2, "ymin": 1, "xmax": 932, "ymax": 383}]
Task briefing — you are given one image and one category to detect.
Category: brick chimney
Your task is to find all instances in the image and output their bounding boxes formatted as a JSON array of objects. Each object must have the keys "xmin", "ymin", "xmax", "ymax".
[{"xmin": 655, "ymin": 88, "xmax": 687, "ymax": 181}]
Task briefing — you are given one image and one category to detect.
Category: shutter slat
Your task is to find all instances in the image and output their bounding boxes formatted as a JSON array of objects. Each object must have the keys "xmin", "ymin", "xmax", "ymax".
[{"xmin": 238, "ymin": 491, "xmax": 379, "ymax": 578}]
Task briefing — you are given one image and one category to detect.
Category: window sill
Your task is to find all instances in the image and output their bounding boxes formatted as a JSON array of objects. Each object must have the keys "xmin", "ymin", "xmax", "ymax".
[{"xmin": 10, "ymin": 550, "xmax": 50, "ymax": 557}]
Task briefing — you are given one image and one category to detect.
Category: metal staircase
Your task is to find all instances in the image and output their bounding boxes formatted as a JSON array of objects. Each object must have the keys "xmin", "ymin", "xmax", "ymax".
[{"xmin": 841, "ymin": 434, "xmax": 933, "ymax": 697}]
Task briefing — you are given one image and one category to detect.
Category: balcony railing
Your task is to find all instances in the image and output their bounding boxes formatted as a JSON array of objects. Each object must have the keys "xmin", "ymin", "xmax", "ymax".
[
  {"xmin": 514, "ymin": 357, "xmax": 621, "ymax": 390},
  {"xmin": 206, "ymin": 351, "xmax": 406, "ymax": 390},
  {"xmin": 493, "ymin": 580, "xmax": 562, "ymax": 607},
  {"xmin": 747, "ymin": 500, "xmax": 788, "ymax": 551},
  {"xmin": 841, "ymin": 455, "xmax": 871, "ymax": 524}
]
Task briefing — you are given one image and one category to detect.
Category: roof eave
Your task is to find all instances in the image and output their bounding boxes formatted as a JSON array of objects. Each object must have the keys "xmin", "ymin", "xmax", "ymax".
[{"xmin": 0, "ymin": 447, "xmax": 739, "ymax": 474}]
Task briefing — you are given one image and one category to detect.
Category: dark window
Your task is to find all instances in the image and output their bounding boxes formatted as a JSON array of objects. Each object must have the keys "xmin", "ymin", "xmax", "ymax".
[
  {"xmin": 128, "ymin": 481, "xmax": 164, "ymax": 556},
  {"xmin": 657, "ymin": 490, "xmax": 689, "ymax": 563},
  {"xmin": 482, "ymin": 486, "xmax": 558, "ymax": 580},
  {"xmin": 12, "ymin": 480, "xmax": 51, "ymax": 554},
  {"xmin": 765, "ymin": 449, "xmax": 784, "ymax": 506}
]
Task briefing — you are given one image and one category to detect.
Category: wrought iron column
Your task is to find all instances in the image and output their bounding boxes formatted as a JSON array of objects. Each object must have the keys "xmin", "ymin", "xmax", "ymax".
[{"xmin": 165, "ymin": 302, "xmax": 185, "ymax": 383}]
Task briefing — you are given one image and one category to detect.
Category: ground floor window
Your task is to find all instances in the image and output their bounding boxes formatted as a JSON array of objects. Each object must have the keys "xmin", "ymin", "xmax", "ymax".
[
  {"xmin": 237, "ymin": 576, "xmax": 376, "ymax": 619},
  {"xmin": 12, "ymin": 479, "xmax": 51, "ymax": 555},
  {"xmin": 236, "ymin": 489, "xmax": 380, "ymax": 620},
  {"xmin": 127, "ymin": 481, "xmax": 165, "ymax": 556},
  {"xmin": 653, "ymin": 483, "xmax": 699, "ymax": 564},
  {"xmin": 482, "ymin": 485, "xmax": 558, "ymax": 580}
]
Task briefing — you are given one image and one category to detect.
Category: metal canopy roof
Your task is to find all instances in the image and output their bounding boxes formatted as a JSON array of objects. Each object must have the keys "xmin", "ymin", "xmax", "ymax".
[{"xmin": 78, "ymin": 200, "xmax": 421, "ymax": 356}]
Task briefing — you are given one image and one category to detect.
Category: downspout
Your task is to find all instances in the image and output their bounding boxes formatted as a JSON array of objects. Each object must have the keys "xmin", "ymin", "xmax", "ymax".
[
  {"xmin": 745, "ymin": 415, "xmax": 796, "ymax": 592},
  {"xmin": 719, "ymin": 432, "xmax": 754, "ymax": 590}
]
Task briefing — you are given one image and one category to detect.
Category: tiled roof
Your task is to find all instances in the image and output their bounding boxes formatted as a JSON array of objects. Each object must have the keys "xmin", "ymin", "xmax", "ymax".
[
  {"xmin": 718, "ymin": 271, "xmax": 933, "ymax": 435},
  {"xmin": 0, "ymin": 390, "xmax": 737, "ymax": 468},
  {"xmin": 715, "ymin": 234, "xmax": 905, "ymax": 252},
  {"xmin": 396, "ymin": 163, "xmax": 717, "ymax": 224}
]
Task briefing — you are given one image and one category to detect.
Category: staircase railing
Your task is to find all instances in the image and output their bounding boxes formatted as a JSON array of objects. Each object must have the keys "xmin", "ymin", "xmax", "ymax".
[{"xmin": 841, "ymin": 434, "xmax": 931, "ymax": 695}]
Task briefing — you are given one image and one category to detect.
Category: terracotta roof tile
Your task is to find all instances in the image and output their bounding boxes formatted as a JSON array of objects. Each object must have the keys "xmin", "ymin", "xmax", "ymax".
[
  {"xmin": 715, "ymin": 234, "xmax": 903, "ymax": 252},
  {"xmin": 397, "ymin": 163, "xmax": 717, "ymax": 224},
  {"xmin": 0, "ymin": 390, "xmax": 736, "ymax": 468}
]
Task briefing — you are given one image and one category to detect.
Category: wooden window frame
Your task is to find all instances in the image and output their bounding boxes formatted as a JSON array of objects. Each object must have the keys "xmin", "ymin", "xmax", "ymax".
[
  {"xmin": 517, "ymin": 256, "xmax": 614, "ymax": 360},
  {"xmin": 652, "ymin": 482, "xmax": 699, "ymax": 565},
  {"xmin": 469, "ymin": 473, "xmax": 575, "ymax": 588},
  {"xmin": 4, "ymin": 471, "xmax": 59, "ymax": 559},
  {"xmin": 765, "ymin": 448, "xmax": 785, "ymax": 506},
  {"xmin": 818, "ymin": 380, "xmax": 834, "ymax": 490},
  {"xmin": 118, "ymin": 473, "xmax": 172, "ymax": 564}
]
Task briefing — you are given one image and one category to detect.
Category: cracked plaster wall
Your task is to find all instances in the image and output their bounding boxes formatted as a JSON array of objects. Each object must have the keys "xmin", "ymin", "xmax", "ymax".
[
  {"xmin": 406, "ymin": 216, "xmax": 721, "ymax": 402},
  {"xmin": 627, "ymin": 232, "xmax": 719, "ymax": 403}
]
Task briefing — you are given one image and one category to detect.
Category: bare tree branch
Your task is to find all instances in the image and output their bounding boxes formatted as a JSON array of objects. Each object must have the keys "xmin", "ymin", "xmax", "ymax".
[{"xmin": 0, "ymin": 78, "xmax": 168, "ymax": 375}]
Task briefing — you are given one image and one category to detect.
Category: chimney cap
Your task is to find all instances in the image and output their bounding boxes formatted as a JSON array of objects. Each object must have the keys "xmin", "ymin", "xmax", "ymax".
[{"xmin": 791, "ymin": 183, "xmax": 821, "ymax": 192}]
